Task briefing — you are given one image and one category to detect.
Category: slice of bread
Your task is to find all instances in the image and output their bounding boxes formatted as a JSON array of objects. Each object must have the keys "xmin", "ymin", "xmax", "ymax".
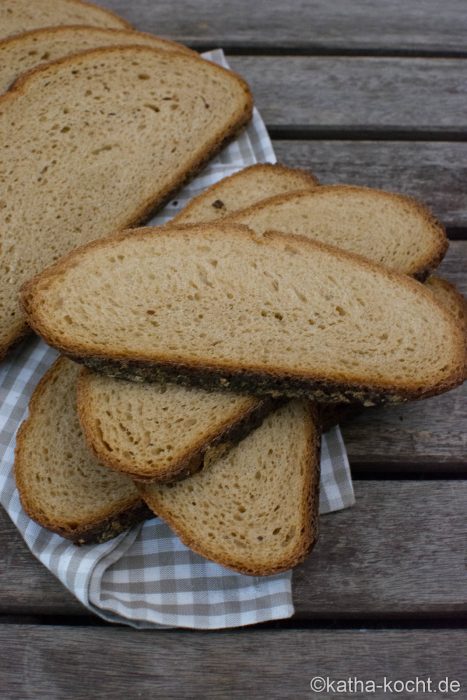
[
  {"xmin": 426, "ymin": 275, "xmax": 467, "ymax": 376},
  {"xmin": 0, "ymin": 26, "xmax": 196, "ymax": 93},
  {"xmin": 172, "ymin": 163, "xmax": 319, "ymax": 224},
  {"xmin": 139, "ymin": 400, "xmax": 320, "ymax": 575},
  {"xmin": 226, "ymin": 185, "xmax": 447, "ymax": 279},
  {"xmin": 76, "ymin": 165, "xmax": 318, "ymax": 481},
  {"xmin": 0, "ymin": 46, "xmax": 252, "ymax": 358},
  {"xmin": 14, "ymin": 358, "xmax": 150, "ymax": 544},
  {"xmin": 22, "ymin": 224, "xmax": 465, "ymax": 405},
  {"xmin": 77, "ymin": 369, "xmax": 276, "ymax": 482},
  {"xmin": 0, "ymin": 0, "xmax": 131, "ymax": 39}
]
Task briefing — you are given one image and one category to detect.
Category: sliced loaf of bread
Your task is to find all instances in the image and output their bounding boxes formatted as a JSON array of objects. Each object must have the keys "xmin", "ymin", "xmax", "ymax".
[
  {"xmin": 226, "ymin": 186, "xmax": 447, "ymax": 279},
  {"xmin": 139, "ymin": 401, "xmax": 320, "ymax": 575},
  {"xmin": 77, "ymin": 370, "xmax": 275, "ymax": 482},
  {"xmin": 0, "ymin": 26, "xmax": 195, "ymax": 93},
  {"xmin": 0, "ymin": 0, "xmax": 131, "ymax": 39},
  {"xmin": 14, "ymin": 358, "xmax": 150, "ymax": 544},
  {"xmin": 0, "ymin": 46, "xmax": 252, "ymax": 358},
  {"xmin": 22, "ymin": 224, "xmax": 465, "ymax": 405},
  {"xmin": 172, "ymin": 163, "xmax": 319, "ymax": 224}
]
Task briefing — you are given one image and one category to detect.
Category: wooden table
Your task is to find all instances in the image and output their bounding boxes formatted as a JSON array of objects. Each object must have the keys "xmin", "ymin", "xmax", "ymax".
[{"xmin": 1, "ymin": 2, "xmax": 466, "ymax": 697}]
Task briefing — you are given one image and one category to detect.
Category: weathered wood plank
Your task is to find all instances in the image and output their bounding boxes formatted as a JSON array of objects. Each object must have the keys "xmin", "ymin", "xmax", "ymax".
[
  {"xmin": 273, "ymin": 141, "xmax": 467, "ymax": 229},
  {"xmin": 1, "ymin": 482, "xmax": 465, "ymax": 617},
  {"xmin": 226, "ymin": 57, "xmax": 467, "ymax": 132},
  {"xmin": 294, "ymin": 481, "xmax": 467, "ymax": 615},
  {"xmin": 1, "ymin": 626, "xmax": 466, "ymax": 699},
  {"xmin": 99, "ymin": 0, "xmax": 467, "ymax": 54}
]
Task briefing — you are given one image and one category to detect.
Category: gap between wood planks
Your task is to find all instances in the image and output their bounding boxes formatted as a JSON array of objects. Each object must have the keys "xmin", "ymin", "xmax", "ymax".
[
  {"xmin": 1, "ymin": 611, "xmax": 467, "ymax": 628},
  {"xmin": 191, "ymin": 44, "xmax": 467, "ymax": 59},
  {"xmin": 267, "ymin": 127, "xmax": 467, "ymax": 142}
]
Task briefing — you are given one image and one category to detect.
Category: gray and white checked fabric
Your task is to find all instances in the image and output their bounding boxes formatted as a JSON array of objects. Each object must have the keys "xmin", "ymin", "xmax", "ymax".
[{"xmin": 0, "ymin": 50, "xmax": 355, "ymax": 630}]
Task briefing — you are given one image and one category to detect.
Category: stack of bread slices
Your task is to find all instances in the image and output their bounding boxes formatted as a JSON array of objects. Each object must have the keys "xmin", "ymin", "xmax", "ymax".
[{"xmin": 3, "ymin": 1, "xmax": 465, "ymax": 575}]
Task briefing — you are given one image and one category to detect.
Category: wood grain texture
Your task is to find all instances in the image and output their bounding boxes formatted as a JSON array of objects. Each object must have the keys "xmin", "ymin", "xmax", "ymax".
[
  {"xmin": 294, "ymin": 481, "xmax": 467, "ymax": 616},
  {"xmin": 1, "ymin": 626, "xmax": 466, "ymax": 699},
  {"xmin": 226, "ymin": 57, "xmax": 467, "ymax": 132},
  {"xmin": 97, "ymin": 0, "xmax": 467, "ymax": 54},
  {"xmin": 273, "ymin": 141, "xmax": 467, "ymax": 228},
  {"xmin": 1, "ymin": 482, "xmax": 465, "ymax": 617}
]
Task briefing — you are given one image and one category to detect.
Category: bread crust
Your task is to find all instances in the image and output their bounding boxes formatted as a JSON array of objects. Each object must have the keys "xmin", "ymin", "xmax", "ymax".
[
  {"xmin": 171, "ymin": 163, "xmax": 319, "ymax": 223},
  {"xmin": 0, "ymin": 46, "xmax": 253, "ymax": 357},
  {"xmin": 22, "ymin": 225, "xmax": 465, "ymax": 405},
  {"xmin": 139, "ymin": 402, "xmax": 321, "ymax": 576},
  {"xmin": 14, "ymin": 358, "xmax": 150, "ymax": 544},
  {"xmin": 226, "ymin": 184, "xmax": 448, "ymax": 280},
  {"xmin": 77, "ymin": 368, "xmax": 280, "ymax": 482}
]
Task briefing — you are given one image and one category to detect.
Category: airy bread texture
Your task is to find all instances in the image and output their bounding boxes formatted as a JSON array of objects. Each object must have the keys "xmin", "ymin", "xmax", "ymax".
[
  {"xmin": 227, "ymin": 186, "xmax": 447, "ymax": 278},
  {"xmin": 139, "ymin": 401, "xmax": 320, "ymax": 575},
  {"xmin": 173, "ymin": 163, "xmax": 319, "ymax": 224},
  {"xmin": 0, "ymin": 0, "xmax": 131, "ymax": 38},
  {"xmin": 0, "ymin": 26, "xmax": 195, "ymax": 93},
  {"xmin": 14, "ymin": 358, "xmax": 150, "ymax": 544},
  {"xmin": 78, "ymin": 369, "xmax": 275, "ymax": 482},
  {"xmin": 0, "ymin": 46, "xmax": 252, "ymax": 357},
  {"xmin": 22, "ymin": 224, "xmax": 465, "ymax": 405}
]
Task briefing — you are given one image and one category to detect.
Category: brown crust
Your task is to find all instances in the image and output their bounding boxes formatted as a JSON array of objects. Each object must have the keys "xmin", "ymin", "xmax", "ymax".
[
  {"xmin": 171, "ymin": 163, "xmax": 319, "ymax": 223},
  {"xmin": 77, "ymin": 367, "xmax": 280, "ymax": 482},
  {"xmin": 22, "ymin": 224, "xmax": 465, "ymax": 405},
  {"xmin": 0, "ymin": 45, "xmax": 253, "ymax": 357},
  {"xmin": 138, "ymin": 402, "xmax": 321, "ymax": 576},
  {"xmin": 14, "ymin": 357, "xmax": 150, "ymax": 544},
  {"xmin": 226, "ymin": 184, "xmax": 448, "ymax": 279}
]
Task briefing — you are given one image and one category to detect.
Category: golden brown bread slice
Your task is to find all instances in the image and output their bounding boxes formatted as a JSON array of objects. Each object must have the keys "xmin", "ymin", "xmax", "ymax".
[
  {"xmin": 225, "ymin": 186, "xmax": 447, "ymax": 279},
  {"xmin": 77, "ymin": 369, "xmax": 276, "ymax": 482},
  {"xmin": 0, "ymin": 0, "xmax": 131, "ymax": 39},
  {"xmin": 14, "ymin": 358, "xmax": 151, "ymax": 544},
  {"xmin": 0, "ymin": 46, "xmax": 252, "ymax": 358},
  {"xmin": 0, "ymin": 26, "xmax": 196, "ymax": 93},
  {"xmin": 76, "ymin": 166, "xmax": 316, "ymax": 482},
  {"xmin": 139, "ymin": 401, "xmax": 320, "ymax": 575},
  {"xmin": 426, "ymin": 275, "xmax": 467, "ymax": 376},
  {"xmin": 22, "ymin": 224, "xmax": 465, "ymax": 405},
  {"xmin": 172, "ymin": 163, "xmax": 319, "ymax": 224}
]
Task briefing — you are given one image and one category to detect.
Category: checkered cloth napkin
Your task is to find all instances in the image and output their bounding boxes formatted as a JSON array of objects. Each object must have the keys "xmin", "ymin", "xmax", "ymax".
[{"xmin": 0, "ymin": 50, "xmax": 355, "ymax": 630}]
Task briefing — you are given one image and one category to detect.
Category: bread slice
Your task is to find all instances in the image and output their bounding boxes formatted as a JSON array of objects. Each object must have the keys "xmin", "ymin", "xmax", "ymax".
[
  {"xmin": 77, "ymin": 369, "xmax": 276, "ymax": 482},
  {"xmin": 226, "ymin": 185, "xmax": 447, "ymax": 279},
  {"xmin": 76, "ymin": 164, "xmax": 318, "ymax": 481},
  {"xmin": 426, "ymin": 275, "xmax": 467, "ymax": 328},
  {"xmin": 0, "ymin": 0, "xmax": 131, "ymax": 39},
  {"xmin": 426, "ymin": 275, "xmax": 467, "ymax": 376},
  {"xmin": 139, "ymin": 400, "xmax": 320, "ymax": 575},
  {"xmin": 22, "ymin": 224, "xmax": 465, "ymax": 405},
  {"xmin": 172, "ymin": 163, "xmax": 319, "ymax": 224},
  {"xmin": 0, "ymin": 46, "xmax": 252, "ymax": 358},
  {"xmin": 14, "ymin": 358, "xmax": 150, "ymax": 544},
  {"xmin": 0, "ymin": 26, "xmax": 196, "ymax": 93}
]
